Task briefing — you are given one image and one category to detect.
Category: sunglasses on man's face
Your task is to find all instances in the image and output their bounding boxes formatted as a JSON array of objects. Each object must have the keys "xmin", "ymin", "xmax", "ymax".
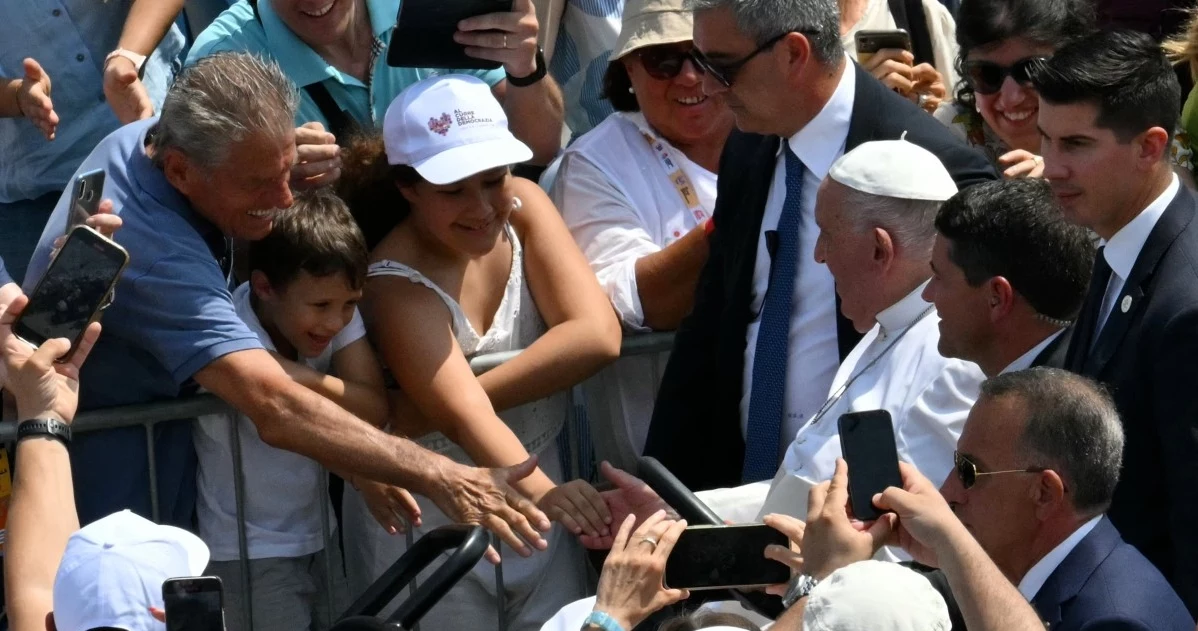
[
  {"xmin": 636, "ymin": 44, "xmax": 702, "ymax": 81},
  {"xmin": 962, "ymin": 57, "xmax": 1048, "ymax": 95},
  {"xmin": 953, "ymin": 451, "xmax": 1047, "ymax": 490},
  {"xmin": 689, "ymin": 31, "xmax": 805, "ymax": 88}
]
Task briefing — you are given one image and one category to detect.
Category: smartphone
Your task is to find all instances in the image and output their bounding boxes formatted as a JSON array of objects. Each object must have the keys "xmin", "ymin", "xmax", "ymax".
[
  {"xmin": 663, "ymin": 524, "xmax": 791, "ymax": 590},
  {"xmin": 162, "ymin": 576, "xmax": 224, "ymax": 631},
  {"xmin": 387, "ymin": 0, "xmax": 513, "ymax": 70},
  {"xmin": 66, "ymin": 169, "xmax": 105, "ymax": 235},
  {"xmin": 837, "ymin": 410, "xmax": 903, "ymax": 522},
  {"xmin": 12, "ymin": 226, "xmax": 128, "ymax": 361},
  {"xmin": 855, "ymin": 29, "xmax": 913, "ymax": 65}
]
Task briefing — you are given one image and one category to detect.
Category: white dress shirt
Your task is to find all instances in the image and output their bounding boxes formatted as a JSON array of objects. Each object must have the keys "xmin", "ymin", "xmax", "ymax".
[
  {"xmin": 1095, "ymin": 174, "xmax": 1180, "ymax": 340},
  {"xmin": 1018, "ymin": 516, "xmax": 1103, "ymax": 600},
  {"xmin": 740, "ymin": 58, "xmax": 857, "ymax": 459},
  {"xmin": 757, "ymin": 283, "xmax": 986, "ymax": 522},
  {"xmin": 552, "ymin": 112, "xmax": 718, "ymax": 465},
  {"xmin": 999, "ymin": 330, "xmax": 1064, "ymax": 375}
]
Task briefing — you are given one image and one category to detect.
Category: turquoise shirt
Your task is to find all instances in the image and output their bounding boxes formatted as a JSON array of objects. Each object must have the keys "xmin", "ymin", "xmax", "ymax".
[{"xmin": 186, "ymin": 0, "xmax": 505, "ymax": 130}]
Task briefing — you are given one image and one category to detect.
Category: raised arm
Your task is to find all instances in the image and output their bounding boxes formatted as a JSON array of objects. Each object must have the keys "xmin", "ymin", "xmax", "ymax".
[
  {"xmin": 104, "ymin": 0, "xmax": 186, "ymax": 123},
  {"xmin": 478, "ymin": 178, "xmax": 621, "ymax": 412},
  {"xmin": 273, "ymin": 336, "xmax": 389, "ymax": 428}
]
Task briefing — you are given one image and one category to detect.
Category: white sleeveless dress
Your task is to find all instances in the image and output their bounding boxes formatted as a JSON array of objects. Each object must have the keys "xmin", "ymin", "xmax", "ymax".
[{"xmin": 341, "ymin": 225, "xmax": 587, "ymax": 630}]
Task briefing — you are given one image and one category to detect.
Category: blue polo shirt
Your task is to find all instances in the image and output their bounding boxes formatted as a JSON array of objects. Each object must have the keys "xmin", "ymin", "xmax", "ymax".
[
  {"xmin": 186, "ymin": 0, "xmax": 505, "ymax": 130},
  {"xmin": 23, "ymin": 118, "xmax": 264, "ymax": 528}
]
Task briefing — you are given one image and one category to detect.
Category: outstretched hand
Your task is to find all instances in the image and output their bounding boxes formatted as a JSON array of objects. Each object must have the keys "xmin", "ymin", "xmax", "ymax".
[{"xmin": 579, "ymin": 461, "xmax": 674, "ymax": 549}]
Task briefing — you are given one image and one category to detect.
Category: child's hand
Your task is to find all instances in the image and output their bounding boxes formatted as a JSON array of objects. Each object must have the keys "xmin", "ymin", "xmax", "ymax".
[
  {"xmin": 537, "ymin": 479, "xmax": 612, "ymax": 539},
  {"xmin": 357, "ymin": 478, "xmax": 422, "ymax": 535}
]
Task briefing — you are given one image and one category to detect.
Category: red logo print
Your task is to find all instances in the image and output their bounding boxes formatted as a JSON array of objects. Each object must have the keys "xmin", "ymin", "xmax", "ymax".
[{"xmin": 428, "ymin": 113, "xmax": 452, "ymax": 136}]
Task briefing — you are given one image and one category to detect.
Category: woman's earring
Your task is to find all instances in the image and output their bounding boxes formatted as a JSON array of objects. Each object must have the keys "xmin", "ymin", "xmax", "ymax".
[{"xmin": 512, "ymin": 196, "xmax": 523, "ymax": 211}]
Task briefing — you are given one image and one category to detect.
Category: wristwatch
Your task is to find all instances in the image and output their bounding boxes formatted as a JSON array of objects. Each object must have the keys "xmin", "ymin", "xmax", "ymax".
[
  {"xmin": 104, "ymin": 48, "xmax": 147, "ymax": 80},
  {"xmin": 582, "ymin": 611, "xmax": 625, "ymax": 631},
  {"xmin": 506, "ymin": 46, "xmax": 546, "ymax": 87},
  {"xmin": 17, "ymin": 418, "xmax": 72, "ymax": 446},
  {"xmin": 781, "ymin": 573, "xmax": 819, "ymax": 608}
]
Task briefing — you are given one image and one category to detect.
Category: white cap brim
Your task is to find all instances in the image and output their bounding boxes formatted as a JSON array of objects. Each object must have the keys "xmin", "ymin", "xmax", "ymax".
[{"xmin": 412, "ymin": 136, "xmax": 533, "ymax": 185}]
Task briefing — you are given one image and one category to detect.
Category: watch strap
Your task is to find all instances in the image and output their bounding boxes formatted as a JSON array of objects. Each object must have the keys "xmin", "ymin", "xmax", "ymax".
[
  {"xmin": 105, "ymin": 48, "xmax": 148, "ymax": 80},
  {"xmin": 506, "ymin": 47, "xmax": 546, "ymax": 87},
  {"xmin": 17, "ymin": 418, "xmax": 72, "ymax": 445},
  {"xmin": 582, "ymin": 611, "xmax": 625, "ymax": 631},
  {"xmin": 781, "ymin": 573, "xmax": 819, "ymax": 608}
]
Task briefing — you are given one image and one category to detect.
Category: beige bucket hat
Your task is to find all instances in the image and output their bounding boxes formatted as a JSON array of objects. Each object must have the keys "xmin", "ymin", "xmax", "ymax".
[{"xmin": 612, "ymin": 0, "xmax": 695, "ymax": 60}]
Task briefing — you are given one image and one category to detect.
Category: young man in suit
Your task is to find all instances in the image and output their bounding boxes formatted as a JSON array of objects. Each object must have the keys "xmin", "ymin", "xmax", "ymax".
[
  {"xmin": 643, "ymin": 0, "xmax": 996, "ymax": 491},
  {"xmin": 923, "ymin": 179, "xmax": 1095, "ymax": 377},
  {"xmin": 1035, "ymin": 29, "xmax": 1198, "ymax": 615},
  {"xmin": 778, "ymin": 368, "xmax": 1194, "ymax": 630}
]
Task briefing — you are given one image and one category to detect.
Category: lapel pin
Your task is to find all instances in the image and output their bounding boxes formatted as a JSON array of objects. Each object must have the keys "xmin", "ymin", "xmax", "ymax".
[{"xmin": 1121, "ymin": 295, "xmax": 1132, "ymax": 313}]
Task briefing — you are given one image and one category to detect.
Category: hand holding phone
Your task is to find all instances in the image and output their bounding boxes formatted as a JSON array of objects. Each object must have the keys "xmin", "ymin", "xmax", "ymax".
[
  {"xmin": 594, "ymin": 511, "xmax": 690, "ymax": 631},
  {"xmin": 66, "ymin": 169, "xmax": 105, "ymax": 235},
  {"xmin": 387, "ymin": 0, "xmax": 514, "ymax": 70},
  {"xmin": 855, "ymin": 30, "xmax": 917, "ymax": 94},
  {"xmin": 837, "ymin": 410, "xmax": 903, "ymax": 521},
  {"xmin": 162, "ymin": 576, "xmax": 224, "ymax": 631}
]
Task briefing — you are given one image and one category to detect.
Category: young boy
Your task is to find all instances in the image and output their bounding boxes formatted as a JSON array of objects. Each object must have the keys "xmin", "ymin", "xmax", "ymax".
[{"xmin": 193, "ymin": 188, "xmax": 416, "ymax": 631}]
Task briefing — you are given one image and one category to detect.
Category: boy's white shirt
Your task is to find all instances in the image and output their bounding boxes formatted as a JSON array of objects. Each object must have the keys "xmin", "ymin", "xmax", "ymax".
[{"xmin": 194, "ymin": 282, "xmax": 368, "ymax": 561}]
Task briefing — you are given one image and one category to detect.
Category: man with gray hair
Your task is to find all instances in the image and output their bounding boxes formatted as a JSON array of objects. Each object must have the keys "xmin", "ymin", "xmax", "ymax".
[
  {"xmin": 19, "ymin": 52, "xmax": 552, "ymax": 561},
  {"xmin": 787, "ymin": 368, "xmax": 1194, "ymax": 629},
  {"xmin": 645, "ymin": 0, "xmax": 996, "ymax": 490}
]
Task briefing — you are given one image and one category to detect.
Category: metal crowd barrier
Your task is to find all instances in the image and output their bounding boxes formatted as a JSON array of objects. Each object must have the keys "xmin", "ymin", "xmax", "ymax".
[{"xmin": 0, "ymin": 331, "xmax": 675, "ymax": 631}]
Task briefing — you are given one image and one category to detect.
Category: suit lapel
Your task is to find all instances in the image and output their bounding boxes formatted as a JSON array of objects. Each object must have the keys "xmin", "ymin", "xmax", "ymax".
[
  {"xmin": 1084, "ymin": 188, "xmax": 1195, "ymax": 375},
  {"xmin": 729, "ymin": 133, "xmax": 782, "ymax": 316},
  {"xmin": 1033, "ymin": 326, "xmax": 1073, "ymax": 369},
  {"xmin": 1031, "ymin": 518, "xmax": 1122, "ymax": 628}
]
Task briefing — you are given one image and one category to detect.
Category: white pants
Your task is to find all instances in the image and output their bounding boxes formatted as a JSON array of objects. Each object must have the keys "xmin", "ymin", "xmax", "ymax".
[{"xmin": 341, "ymin": 441, "xmax": 588, "ymax": 631}]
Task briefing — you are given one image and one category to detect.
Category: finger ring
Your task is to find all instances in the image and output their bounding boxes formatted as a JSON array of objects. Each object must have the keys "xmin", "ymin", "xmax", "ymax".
[
  {"xmin": 639, "ymin": 536, "xmax": 659, "ymax": 550},
  {"xmin": 916, "ymin": 93, "xmax": 929, "ymax": 109}
]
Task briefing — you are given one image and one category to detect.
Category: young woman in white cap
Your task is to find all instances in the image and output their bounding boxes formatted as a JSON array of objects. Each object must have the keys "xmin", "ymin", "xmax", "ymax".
[
  {"xmin": 548, "ymin": 0, "xmax": 734, "ymax": 471},
  {"xmin": 336, "ymin": 74, "xmax": 622, "ymax": 630}
]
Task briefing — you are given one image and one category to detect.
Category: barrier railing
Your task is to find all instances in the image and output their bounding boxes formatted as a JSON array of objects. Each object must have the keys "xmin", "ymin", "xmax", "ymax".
[{"xmin": 1, "ymin": 331, "xmax": 675, "ymax": 631}]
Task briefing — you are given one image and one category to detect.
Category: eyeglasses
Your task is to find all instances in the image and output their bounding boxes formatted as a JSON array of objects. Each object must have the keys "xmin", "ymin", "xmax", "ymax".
[
  {"xmin": 962, "ymin": 57, "xmax": 1048, "ymax": 95},
  {"xmin": 636, "ymin": 44, "xmax": 702, "ymax": 81},
  {"xmin": 953, "ymin": 451, "xmax": 1046, "ymax": 490},
  {"xmin": 690, "ymin": 30, "xmax": 808, "ymax": 88}
]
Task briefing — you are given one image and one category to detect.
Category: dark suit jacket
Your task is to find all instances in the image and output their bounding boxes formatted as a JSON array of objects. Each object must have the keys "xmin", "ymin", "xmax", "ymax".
[
  {"xmin": 1031, "ymin": 517, "xmax": 1194, "ymax": 630},
  {"xmin": 1031, "ymin": 326, "xmax": 1072, "ymax": 369},
  {"xmin": 643, "ymin": 63, "xmax": 997, "ymax": 491},
  {"xmin": 1064, "ymin": 186, "xmax": 1198, "ymax": 615}
]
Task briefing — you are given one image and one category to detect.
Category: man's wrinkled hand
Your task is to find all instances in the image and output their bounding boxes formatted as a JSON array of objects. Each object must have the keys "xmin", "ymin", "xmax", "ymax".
[
  {"xmin": 430, "ymin": 456, "xmax": 550, "ymax": 564},
  {"xmin": 291, "ymin": 122, "xmax": 341, "ymax": 190},
  {"xmin": 592, "ymin": 511, "xmax": 689, "ymax": 631},
  {"xmin": 800, "ymin": 459, "xmax": 894, "ymax": 579}
]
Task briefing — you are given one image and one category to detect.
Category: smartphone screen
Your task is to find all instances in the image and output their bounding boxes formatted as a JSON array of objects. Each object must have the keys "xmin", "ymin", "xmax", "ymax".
[
  {"xmin": 663, "ymin": 524, "xmax": 790, "ymax": 590},
  {"xmin": 387, "ymin": 0, "xmax": 513, "ymax": 69},
  {"xmin": 855, "ymin": 29, "xmax": 913, "ymax": 65},
  {"xmin": 163, "ymin": 577, "xmax": 224, "ymax": 631},
  {"xmin": 13, "ymin": 227, "xmax": 127, "ymax": 356},
  {"xmin": 837, "ymin": 410, "xmax": 903, "ymax": 521},
  {"xmin": 66, "ymin": 169, "xmax": 105, "ymax": 235}
]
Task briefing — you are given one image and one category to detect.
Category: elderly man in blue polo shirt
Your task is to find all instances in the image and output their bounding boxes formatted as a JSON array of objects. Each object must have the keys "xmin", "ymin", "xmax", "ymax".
[
  {"xmin": 187, "ymin": 0, "xmax": 564, "ymax": 164},
  {"xmin": 20, "ymin": 53, "xmax": 553, "ymax": 565}
]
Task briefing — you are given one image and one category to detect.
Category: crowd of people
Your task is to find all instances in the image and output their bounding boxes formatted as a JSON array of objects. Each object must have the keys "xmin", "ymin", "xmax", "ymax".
[{"xmin": 5, "ymin": 0, "xmax": 1198, "ymax": 630}]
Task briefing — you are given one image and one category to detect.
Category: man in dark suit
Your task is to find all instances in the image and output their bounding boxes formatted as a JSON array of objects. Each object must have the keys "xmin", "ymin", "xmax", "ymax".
[
  {"xmin": 782, "ymin": 368, "xmax": 1194, "ymax": 630},
  {"xmin": 1034, "ymin": 29, "xmax": 1198, "ymax": 614},
  {"xmin": 644, "ymin": 0, "xmax": 996, "ymax": 491},
  {"xmin": 923, "ymin": 179, "xmax": 1094, "ymax": 378}
]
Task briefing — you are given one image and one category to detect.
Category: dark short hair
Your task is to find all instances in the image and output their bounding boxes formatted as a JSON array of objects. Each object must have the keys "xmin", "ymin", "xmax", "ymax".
[
  {"xmin": 1031, "ymin": 29, "xmax": 1181, "ymax": 144},
  {"xmin": 980, "ymin": 367, "xmax": 1123, "ymax": 515},
  {"xmin": 934, "ymin": 179, "xmax": 1094, "ymax": 321},
  {"xmin": 952, "ymin": 0, "xmax": 1095, "ymax": 116},
  {"xmin": 603, "ymin": 62, "xmax": 640, "ymax": 112},
  {"xmin": 248, "ymin": 187, "xmax": 369, "ymax": 291}
]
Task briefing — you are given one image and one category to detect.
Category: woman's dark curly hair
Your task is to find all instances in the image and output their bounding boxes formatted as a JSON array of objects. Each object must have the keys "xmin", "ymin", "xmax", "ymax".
[
  {"xmin": 953, "ymin": 0, "xmax": 1095, "ymax": 128},
  {"xmin": 335, "ymin": 130, "xmax": 423, "ymax": 250}
]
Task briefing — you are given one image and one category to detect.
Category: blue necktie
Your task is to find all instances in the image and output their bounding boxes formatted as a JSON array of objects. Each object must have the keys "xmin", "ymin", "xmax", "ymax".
[{"xmin": 742, "ymin": 145, "xmax": 804, "ymax": 483}]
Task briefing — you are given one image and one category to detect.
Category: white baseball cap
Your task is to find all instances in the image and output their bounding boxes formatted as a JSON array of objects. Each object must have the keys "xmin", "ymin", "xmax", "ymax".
[
  {"xmin": 828, "ymin": 134, "xmax": 958, "ymax": 202},
  {"xmin": 802, "ymin": 561, "xmax": 951, "ymax": 631},
  {"xmin": 52, "ymin": 510, "xmax": 211, "ymax": 631},
  {"xmin": 382, "ymin": 74, "xmax": 533, "ymax": 185}
]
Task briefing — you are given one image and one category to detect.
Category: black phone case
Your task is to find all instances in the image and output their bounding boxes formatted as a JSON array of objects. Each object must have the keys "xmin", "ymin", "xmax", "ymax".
[
  {"xmin": 387, "ymin": 0, "xmax": 513, "ymax": 70},
  {"xmin": 838, "ymin": 411, "xmax": 902, "ymax": 522}
]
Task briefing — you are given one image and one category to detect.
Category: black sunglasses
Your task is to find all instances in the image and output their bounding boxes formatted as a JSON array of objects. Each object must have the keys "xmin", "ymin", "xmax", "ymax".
[
  {"xmin": 954, "ymin": 451, "xmax": 1047, "ymax": 489},
  {"xmin": 690, "ymin": 30, "xmax": 812, "ymax": 88},
  {"xmin": 636, "ymin": 44, "xmax": 701, "ymax": 81},
  {"xmin": 962, "ymin": 57, "xmax": 1048, "ymax": 95}
]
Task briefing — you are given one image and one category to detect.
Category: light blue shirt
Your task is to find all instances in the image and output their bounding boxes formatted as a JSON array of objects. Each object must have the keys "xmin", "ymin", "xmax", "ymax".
[
  {"xmin": 186, "ymin": 0, "xmax": 505, "ymax": 130},
  {"xmin": 548, "ymin": 0, "xmax": 622, "ymax": 137},
  {"xmin": 0, "ymin": 0, "xmax": 184, "ymax": 202}
]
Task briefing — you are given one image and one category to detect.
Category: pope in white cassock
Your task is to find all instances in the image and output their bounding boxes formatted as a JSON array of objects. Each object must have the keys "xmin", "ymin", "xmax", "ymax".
[{"xmin": 699, "ymin": 138, "xmax": 986, "ymax": 546}]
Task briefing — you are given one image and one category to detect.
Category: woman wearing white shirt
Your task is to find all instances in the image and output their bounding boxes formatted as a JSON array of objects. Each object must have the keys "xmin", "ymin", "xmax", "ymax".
[{"xmin": 550, "ymin": 0, "xmax": 734, "ymax": 471}]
